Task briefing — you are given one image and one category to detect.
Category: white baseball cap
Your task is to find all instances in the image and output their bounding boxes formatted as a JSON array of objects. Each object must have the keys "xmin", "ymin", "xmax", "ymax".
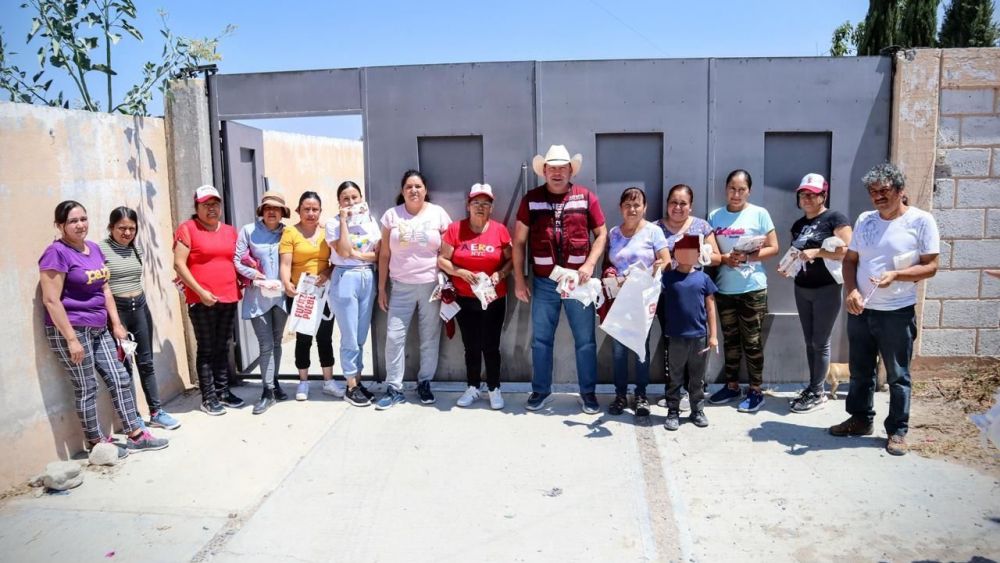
[
  {"xmin": 468, "ymin": 183, "xmax": 494, "ymax": 200},
  {"xmin": 797, "ymin": 173, "xmax": 828, "ymax": 194},
  {"xmin": 194, "ymin": 185, "xmax": 222, "ymax": 203}
]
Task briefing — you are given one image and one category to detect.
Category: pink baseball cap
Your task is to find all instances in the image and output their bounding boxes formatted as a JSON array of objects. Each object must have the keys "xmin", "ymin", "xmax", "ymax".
[
  {"xmin": 468, "ymin": 183, "xmax": 494, "ymax": 200},
  {"xmin": 797, "ymin": 173, "xmax": 828, "ymax": 194},
  {"xmin": 194, "ymin": 185, "xmax": 222, "ymax": 203}
]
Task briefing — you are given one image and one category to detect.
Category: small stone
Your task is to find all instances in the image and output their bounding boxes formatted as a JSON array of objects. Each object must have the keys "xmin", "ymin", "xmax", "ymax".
[
  {"xmin": 41, "ymin": 460, "xmax": 84, "ymax": 491},
  {"xmin": 88, "ymin": 442, "xmax": 121, "ymax": 466}
]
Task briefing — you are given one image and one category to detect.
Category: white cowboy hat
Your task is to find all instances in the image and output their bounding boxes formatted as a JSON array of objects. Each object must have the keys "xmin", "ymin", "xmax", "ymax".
[{"xmin": 532, "ymin": 144, "xmax": 583, "ymax": 178}]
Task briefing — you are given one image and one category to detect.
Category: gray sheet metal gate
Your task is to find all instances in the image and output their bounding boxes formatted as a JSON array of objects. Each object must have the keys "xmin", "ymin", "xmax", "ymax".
[{"xmin": 211, "ymin": 57, "xmax": 892, "ymax": 385}]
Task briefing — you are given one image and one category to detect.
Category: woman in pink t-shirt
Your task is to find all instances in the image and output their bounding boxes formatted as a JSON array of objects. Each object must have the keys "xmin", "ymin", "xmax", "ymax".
[
  {"xmin": 375, "ymin": 170, "xmax": 452, "ymax": 410},
  {"xmin": 39, "ymin": 200, "xmax": 168, "ymax": 458},
  {"xmin": 173, "ymin": 185, "xmax": 242, "ymax": 416},
  {"xmin": 438, "ymin": 183, "xmax": 512, "ymax": 410}
]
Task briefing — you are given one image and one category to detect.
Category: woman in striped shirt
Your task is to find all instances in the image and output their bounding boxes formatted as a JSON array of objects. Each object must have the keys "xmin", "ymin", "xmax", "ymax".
[{"xmin": 99, "ymin": 206, "xmax": 181, "ymax": 430}]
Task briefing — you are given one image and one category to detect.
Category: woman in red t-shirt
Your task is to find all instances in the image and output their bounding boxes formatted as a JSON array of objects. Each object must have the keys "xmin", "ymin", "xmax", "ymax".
[
  {"xmin": 438, "ymin": 183, "xmax": 512, "ymax": 410},
  {"xmin": 173, "ymin": 185, "xmax": 242, "ymax": 416}
]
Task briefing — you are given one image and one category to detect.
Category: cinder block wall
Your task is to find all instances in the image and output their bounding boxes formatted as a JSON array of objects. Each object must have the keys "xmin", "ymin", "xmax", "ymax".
[
  {"xmin": 923, "ymin": 50, "xmax": 1000, "ymax": 356},
  {"xmin": 0, "ymin": 102, "xmax": 191, "ymax": 491}
]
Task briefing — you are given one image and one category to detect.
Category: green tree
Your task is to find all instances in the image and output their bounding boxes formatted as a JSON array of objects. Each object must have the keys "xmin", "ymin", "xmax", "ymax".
[
  {"xmin": 899, "ymin": 0, "xmax": 939, "ymax": 47},
  {"xmin": 0, "ymin": 0, "xmax": 234, "ymax": 115},
  {"xmin": 938, "ymin": 0, "xmax": 1000, "ymax": 47},
  {"xmin": 830, "ymin": 20, "xmax": 867, "ymax": 56},
  {"xmin": 857, "ymin": 0, "xmax": 902, "ymax": 55}
]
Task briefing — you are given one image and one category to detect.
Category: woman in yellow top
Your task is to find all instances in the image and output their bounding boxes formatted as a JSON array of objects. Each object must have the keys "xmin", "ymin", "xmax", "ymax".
[{"xmin": 280, "ymin": 191, "xmax": 341, "ymax": 401}]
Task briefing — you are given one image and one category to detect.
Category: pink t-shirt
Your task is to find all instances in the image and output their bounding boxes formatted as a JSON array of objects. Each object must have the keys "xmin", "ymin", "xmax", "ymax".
[{"xmin": 380, "ymin": 203, "xmax": 452, "ymax": 284}]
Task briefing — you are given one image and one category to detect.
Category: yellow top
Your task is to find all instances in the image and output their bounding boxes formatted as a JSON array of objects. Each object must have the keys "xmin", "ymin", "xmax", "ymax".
[{"xmin": 279, "ymin": 225, "xmax": 331, "ymax": 284}]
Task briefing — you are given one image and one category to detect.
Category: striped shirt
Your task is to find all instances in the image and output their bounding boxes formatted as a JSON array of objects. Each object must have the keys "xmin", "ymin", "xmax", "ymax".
[{"xmin": 99, "ymin": 238, "xmax": 144, "ymax": 296}]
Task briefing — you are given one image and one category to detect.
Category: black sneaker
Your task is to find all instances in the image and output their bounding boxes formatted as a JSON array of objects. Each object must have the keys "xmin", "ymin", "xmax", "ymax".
[
  {"xmin": 345, "ymin": 385, "xmax": 371, "ymax": 407},
  {"xmin": 219, "ymin": 390, "xmax": 245, "ymax": 408},
  {"xmin": 200, "ymin": 399, "xmax": 226, "ymax": 416},
  {"xmin": 690, "ymin": 410, "xmax": 709, "ymax": 428},
  {"xmin": 356, "ymin": 380, "xmax": 375, "ymax": 401},
  {"xmin": 579, "ymin": 392, "xmax": 600, "ymax": 415},
  {"xmin": 525, "ymin": 392, "xmax": 552, "ymax": 411},
  {"xmin": 608, "ymin": 394, "xmax": 627, "ymax": 415},
  {"xmin": 273, "ymin": 381, "xmax": 289, "ymax": 402},
  {"xmin": 790, "ymin": 389, "xmax": 828, "ymax": 413},
  {"xmin": 416, "ymin": 381, "xmax": 435, "ymax": 404},
  {"xmin": 664, "ymin": 410, "xmax": 680, "ymax": 431},
  {"xmin": 634, "ymin": 394, "xmax": 651, "ymax": 417}
]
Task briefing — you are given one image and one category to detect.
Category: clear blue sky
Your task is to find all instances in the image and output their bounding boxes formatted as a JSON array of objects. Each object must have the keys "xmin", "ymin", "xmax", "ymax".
[{"xmin": 3, "ymin": 0, "xmax": 883, "ymax": 138}]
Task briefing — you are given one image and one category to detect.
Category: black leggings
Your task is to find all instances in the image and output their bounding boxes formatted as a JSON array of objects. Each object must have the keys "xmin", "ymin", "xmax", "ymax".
[
  {"xmin": 454, "ymin": 295, "xmax": 505, "ymax": 390},
  {"xmin": 290, "ymin": 299, "xmax": 335, "ymax": 370},
  {"xmin": 189, "ymin": 302, "xmax": 237, "ymax": 401}
]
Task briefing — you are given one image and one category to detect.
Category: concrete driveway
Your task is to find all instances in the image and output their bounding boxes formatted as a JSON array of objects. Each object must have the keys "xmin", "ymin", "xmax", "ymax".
[{"xmin": 1, "ymin": 384, "xmax": 997, "ymax": 562}]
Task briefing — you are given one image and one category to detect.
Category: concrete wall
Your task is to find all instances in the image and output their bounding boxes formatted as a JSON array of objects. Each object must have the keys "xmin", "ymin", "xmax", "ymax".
[
  {"xmin": 261, "ymin": 130, "xmax": 364, "ymax": 215},
  {"xmin": 894, "ymin": 49, "xmax": 1000, "ymax": 357},
  {"xmin": 0, "ymin": 102, "xmax": 190, "ymax": 491}
]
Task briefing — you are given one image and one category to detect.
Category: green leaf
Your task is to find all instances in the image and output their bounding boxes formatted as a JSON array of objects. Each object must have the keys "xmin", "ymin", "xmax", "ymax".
[
  {"xmin": 91, "ymin": 63, "xmax": 115, "ymax": 75},
  {"xmin": 27, "ymin": 18, "xmax": 41, "ymax": 42},
  {"xmin": 120, "ymin": 21, "xmax": 142, "ymax": 41},
  {"xmin": 42, "ymin": 78, "xmax": 52, "ymax": 91},
  {"xmin": 83, "ymin": 36, "xmax": 99, "ymax": 50},
  {"xmin": 106, "ymin": 31, "xmax": 120, "ymax": 44},
  {"xmin": 31, "ymin": 70, "xmax": 43, "ymax": 82}
]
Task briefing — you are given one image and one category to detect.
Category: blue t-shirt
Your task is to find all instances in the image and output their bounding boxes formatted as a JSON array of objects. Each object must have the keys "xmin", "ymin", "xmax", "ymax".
[
  {"xmin": 607, "ymin": 222, "xmax": 669, "ymax": 272},
  {"xmin": 708, "ymin": 203, "xmax": 775, "ymax": 294},
  {"xmin": 662, "ymin": 269, "xmax": 718, "ymax": 339}
]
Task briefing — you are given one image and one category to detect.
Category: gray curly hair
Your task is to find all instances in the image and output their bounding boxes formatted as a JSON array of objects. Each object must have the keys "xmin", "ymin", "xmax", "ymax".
[{"xmin": 861, "ymin": 162, "xmax": 906, "ymax": 191}]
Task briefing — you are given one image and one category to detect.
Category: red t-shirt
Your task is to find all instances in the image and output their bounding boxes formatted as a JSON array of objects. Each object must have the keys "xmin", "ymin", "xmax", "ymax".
[
  {"xmin": 174, "ymin": 219, "xmax": 240, "ymax": 304},
  {"xmin": 442, "ymin": 219, "xmax": 512, "ymax": 298}
]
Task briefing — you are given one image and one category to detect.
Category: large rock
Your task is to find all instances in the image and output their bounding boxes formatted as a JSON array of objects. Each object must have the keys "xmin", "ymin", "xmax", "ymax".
[
  {"xmin": 41, "ymin": 461, "xmax": 84, "ymax": 491},
  {"xmin": 88, "ymin": 442, "xmax": 122, "ymax": 466}
]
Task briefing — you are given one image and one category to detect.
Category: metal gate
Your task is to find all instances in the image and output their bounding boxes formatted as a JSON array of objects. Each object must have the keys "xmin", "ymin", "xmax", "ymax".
[{"xmin": 212, "ymin": 56, "xmax": 892, "ymax": 384}]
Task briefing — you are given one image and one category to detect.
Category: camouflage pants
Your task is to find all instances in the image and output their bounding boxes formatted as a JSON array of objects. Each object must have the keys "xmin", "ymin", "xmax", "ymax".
[{"xmin": 716, "ymin": 289, "xmax": 768, "ymax": 387}]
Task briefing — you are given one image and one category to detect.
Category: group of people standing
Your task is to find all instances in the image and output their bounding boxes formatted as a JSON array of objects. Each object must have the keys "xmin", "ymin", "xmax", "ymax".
[{"xmin": 38, "ymin": 143, "xmax": 938, "ymax": 459}]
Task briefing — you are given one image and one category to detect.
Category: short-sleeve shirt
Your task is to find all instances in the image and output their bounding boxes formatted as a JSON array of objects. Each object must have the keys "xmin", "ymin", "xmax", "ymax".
[
  {"xmin": 708, "ymin": 204, "xmax": 775, "ymax": 295},
  {"xmin": 607, "ymin": 222, "xmax": 669, "ymax": 272},
  {"xmin": 848, "ymin": 206, "xmax": 940, "ymax": 311},
  {"xmin": 790, "ymin": 209, "xmax": 851, "ymax": 288},
  {"xmin": 325, "ymin": 214, "xmax": 382, "ymax": 268},
  {"xmin": 279, "ymin": 225, "xmax": 332, "ymax": 285},
  {"xmin": 442, "ymin": 219, "xmax": 512, "ymax": 298},
  {"xmin": 38, "ymin": 240, "xmax": 110, "ymax": 328},
  {"xmin": 662, "ymin": 269, "xmax": 718, "ymax": 339},
  {"xmin": 99, "ymin": 238, "xmax": 144, "ymax": 296},
  {"xmin": 380, "ymin": 203, "xmax": 452, "ymax": 284},
  {"xmin": 173, "ymin": 219, "xmax": 240, "ymax": 305}
]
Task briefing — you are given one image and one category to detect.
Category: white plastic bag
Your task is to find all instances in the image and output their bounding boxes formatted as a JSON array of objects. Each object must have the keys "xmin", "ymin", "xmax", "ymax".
[
  {"xmin": 820, "ymin": 236, "xmax": 847, "ymax": 284},
  {"xmin": 253, "ymin": 279, "xmax": 284, "ymax": 299},
  {"xmin": 550, "ymin": 266, "xmax": 605, "ymax": 308},
  {"xmin": 970, "ymin": 390, "xmax": 1000, "ymax": 450},
  {"xmin": 286, "ymin": 274, "xmax": 332, "ymax": 336},
  {"xmin": 599, "ymin": 264, "xmax": 660, "ymax": 361}
]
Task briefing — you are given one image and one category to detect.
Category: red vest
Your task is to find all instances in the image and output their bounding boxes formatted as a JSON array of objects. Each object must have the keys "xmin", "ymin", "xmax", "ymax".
[{"xmin": 524, "ymin": 184, "xmax": 596, "ymax": 277}]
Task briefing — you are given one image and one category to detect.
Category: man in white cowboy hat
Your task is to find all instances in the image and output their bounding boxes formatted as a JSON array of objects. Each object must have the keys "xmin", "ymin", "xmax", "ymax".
[{"xmin": 512, "ymin": 144, "xmax": 608, "ymax": 414}]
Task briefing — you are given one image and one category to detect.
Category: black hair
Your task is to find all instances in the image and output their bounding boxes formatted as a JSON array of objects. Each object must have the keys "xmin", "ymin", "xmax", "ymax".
[
  {"xmin": 108, "ymin": 206, "xmax": 140, "ymax": 247},
  {"xmin": 396, "ymin": 169, "xmax": 431, "ymax": 205},
  {"xmin": 337, "ymin": 181, "xmax": 362, "ymax": 198},
  {"xmin": 666, "ymin": 184, "xmax": 694, "ymax": 204},
  {"xmin": 620, "ymin": 187, "xmax": 646, "ymax": 205},
  {"xmin": 54, "ymin": 200, "xmax": 86, "ymax": 224},
  {"xmin": 725, "ymin": 169, "xmax": 753, "ymax": 190},
  {"xmin": 298, "ymin": 191, "xmax": 322, "ymax": 210}
]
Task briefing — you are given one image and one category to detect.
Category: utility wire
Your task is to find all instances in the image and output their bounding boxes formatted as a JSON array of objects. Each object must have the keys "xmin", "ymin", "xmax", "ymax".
[{"xmin": 586, "ymin": 0, "xmax": 670, "ymax": 57}]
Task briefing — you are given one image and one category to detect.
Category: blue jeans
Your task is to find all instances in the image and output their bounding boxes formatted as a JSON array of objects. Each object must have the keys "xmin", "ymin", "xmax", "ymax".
[
  {"xmin": 611, "ymin": 334, "xmax": 650, "ymax": 396},
  {"xmin": 530, "ymin": 276, "xmax": 598, "ymax": 394},
  {"xmin": 330, "ymin": 266, "xmax": 375, "ymax": 377},
  {"xmin": 846, "ymin": 305, "xmax": 915, "ymax": 436}
]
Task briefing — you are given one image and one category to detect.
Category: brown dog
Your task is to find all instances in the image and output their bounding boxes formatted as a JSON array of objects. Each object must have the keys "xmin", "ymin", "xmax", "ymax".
[{"xmin": 826, "ymin": 357, "xmax": 888, "ymax": 399}]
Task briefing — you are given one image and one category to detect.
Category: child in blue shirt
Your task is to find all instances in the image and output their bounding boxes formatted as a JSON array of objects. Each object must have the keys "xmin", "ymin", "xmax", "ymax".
[{"xmin": 661, "ymin": 235, "xmax": 718, "ymax": 430}]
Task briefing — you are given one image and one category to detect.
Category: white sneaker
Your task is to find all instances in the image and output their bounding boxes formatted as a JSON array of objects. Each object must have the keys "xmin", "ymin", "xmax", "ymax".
[
  {"xmin": 679, "ymin": 393, "xmax": 691, "ymax": 412},
  {"xmin": 322, "ymin": 379, "xmax": 346, "ymax": 398},
  {"xmin": 488, "ymin": 388, "xmax": 504, "ymax": 410},
  {"xmin": 295, "ymin": 381, "xmax": 309, "ymax": 401},
  {"xmin": 456, "ymin": 386, "xmax": 480, "ymax": 407}
]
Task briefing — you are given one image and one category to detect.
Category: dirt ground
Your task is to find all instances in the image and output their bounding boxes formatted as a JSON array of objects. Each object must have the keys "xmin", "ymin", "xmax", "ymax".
[{"xmin": 908, "ymin": 358, "xmax": 1000, "ymax": 478}]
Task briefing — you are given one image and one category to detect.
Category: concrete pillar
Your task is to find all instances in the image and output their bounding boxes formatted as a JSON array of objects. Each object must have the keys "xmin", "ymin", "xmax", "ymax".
[{"xmin": 164, "ymin": 78, "xmax": 214, "ymax": 383}]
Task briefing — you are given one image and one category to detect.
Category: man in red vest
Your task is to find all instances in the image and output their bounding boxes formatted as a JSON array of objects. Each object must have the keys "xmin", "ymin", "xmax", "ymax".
[{"xmin": 512, "ymin": 144, "xmax": 608, "ymax": 414}]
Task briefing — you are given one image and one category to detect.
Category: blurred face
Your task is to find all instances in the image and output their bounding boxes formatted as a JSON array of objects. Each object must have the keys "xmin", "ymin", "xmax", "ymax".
[
  {"xmin": 726, "ymin": 176, "xmax": 750, "ymax": 210},
  {"xmin": 620, "ymin": 196, "xmax": 645, "ymax": 224},
  {"xmin": 667, "ymin": 190, "xmax": 692, "ymax": 223},
  {"xmin": 401, "ymin": 176, "xmax": 427, "ymax": 207},
  {"xmin": 338, "ymin": 187, "xmax": 363, "ymax": 208},
  {"xmin": 675, "ymin": 247, "xmax": 700, "ymax": 267},
  {"xmin": 467, "ymin": 195, "xmax": 493, "ymax": 221},
  {"xmin": 260, "ymin": 205, "xmax": 283, "ymax": 228},
  {"xmin": 543, "ymin": 163, "xmax": 571, "ymax": 190},
  {"xmin": 110, "ymin": 217, "xmax": 137, "ymax": 246},
  {"xmin": 867, "ymin": 181, "xmax": 903, "ymax": 215},
  {"xmin": 60, "ymin": 206, "xmax": 88, "ymax": 243},
  {"xmin": 797, "ymin": 190, "xmax": 826, "ymax": 215},
  {"xmin": 197, "ymin": 198, "xmax": 222, "ymax": 224},
  {"xmin": 298, "ymin": 197, "xmax": 322, "ymax": 225}
]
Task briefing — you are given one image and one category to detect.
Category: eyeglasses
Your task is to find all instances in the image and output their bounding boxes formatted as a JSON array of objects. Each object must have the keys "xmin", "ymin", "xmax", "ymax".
[{"xmin": 470, "ymin": 200, "xmax": 493, "ymax": 208}]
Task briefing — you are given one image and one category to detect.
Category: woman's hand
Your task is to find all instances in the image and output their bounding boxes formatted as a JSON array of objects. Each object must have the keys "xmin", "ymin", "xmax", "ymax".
[
  {"xmin": 723, "ymin": 252, "xmax": 744, "ymax": 268},
  {"xmin": 67, "ymin": 338, "xmax": 85, "ymax": 365},
  {"xmin": 253, "ymin": 271, "xmax": 267, "ymax": 280},
  {"xmin": 490, "ymin": 272, "xmax": 502, "ymax": 286},
  {"xmin": 198, "ymin": 289, "xmax": 219, "ymax": 307},
  {"xmin": 284, "ymin": 282, "xmax": 298, "ymax": 298},
  {"xmin": 111, "ymin": 322, "xmax": 127, "ymax": 342},
  {"xmin": 456, "ymin": 268, "xmax": 477, "ymax": 285},
  {"xmin": 315, "ymin": 271, "xmax": 330, "ymax": 287},
  {"xmin": 378, "ymin": 288, "xmax": 389, "ymax": 312},
  {"xmin": 801, "ymin": 248, "xmax": 821, "ymax": 262}
]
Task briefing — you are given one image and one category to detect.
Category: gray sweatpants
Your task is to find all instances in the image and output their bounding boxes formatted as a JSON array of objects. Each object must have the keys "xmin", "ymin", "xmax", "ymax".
[
  {"xmin": 794, "ymin": 283, "xmax": 842, "ymax": 394},
  {"xmin": 384, "ymin": 280, "xmax": 441, "ymax": 390}
]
